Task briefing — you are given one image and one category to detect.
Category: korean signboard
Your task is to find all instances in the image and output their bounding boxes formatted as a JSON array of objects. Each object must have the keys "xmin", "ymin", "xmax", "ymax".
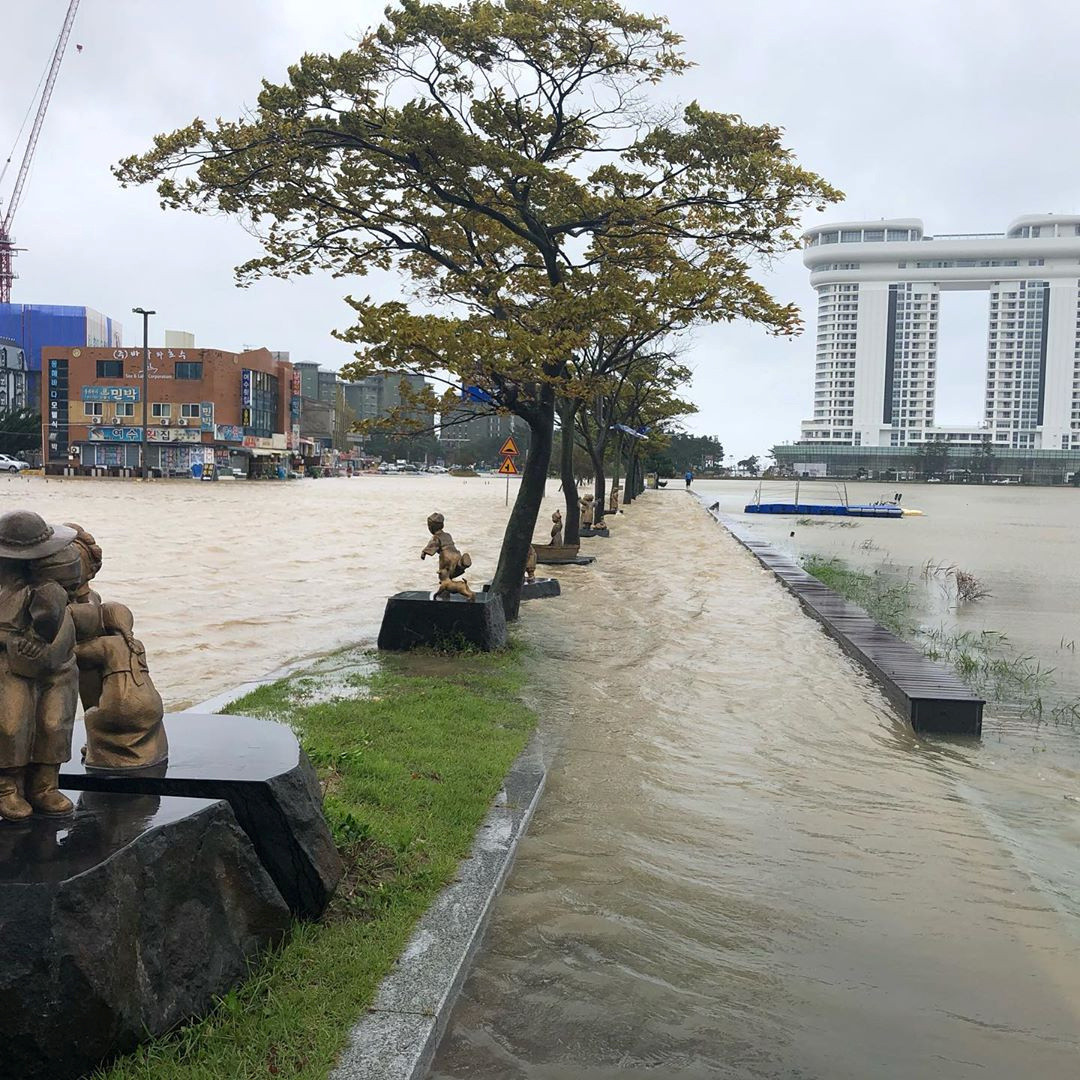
[
  {"xmin": 82, "ymin": 386, "xmax": 139, "ymax": 402},
  {"xmin": 215, "ymin": 424, "xmax": 244, "ymax": 442}
]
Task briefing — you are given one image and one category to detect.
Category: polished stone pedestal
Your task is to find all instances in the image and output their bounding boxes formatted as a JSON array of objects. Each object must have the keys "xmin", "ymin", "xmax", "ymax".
[
  {"xmin": 580, "ymin": 526, "xmax": 610, "ymax": 537},
  {"xmin": 378, "ymin": 590, "xmax": 508, "ymax": 651},
  {"xmin": 60, "ymin": 713, "xmax": 342, "ymax": 921},
  {"xmin": 0, "ymin": 790, "xmax": 290, "ymax": 1080},
  {"xmin": 534, "ymin": 551, "xmax": 595, "ymax": 565},
  {"xmin": 483, "ymin": 578, "xmax": 561, "ymax": 601}
]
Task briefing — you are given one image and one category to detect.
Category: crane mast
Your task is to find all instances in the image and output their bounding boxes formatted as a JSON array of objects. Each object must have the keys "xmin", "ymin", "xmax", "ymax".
[{"xmin": 0, "ymin": 0, "xmax": 82, "ymax": 304}]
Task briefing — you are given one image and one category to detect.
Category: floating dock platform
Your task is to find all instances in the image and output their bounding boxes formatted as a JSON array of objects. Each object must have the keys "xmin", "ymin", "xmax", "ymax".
[{"xmin": 745, "ymin": 502, "xmax": 904, "ymax": 518}]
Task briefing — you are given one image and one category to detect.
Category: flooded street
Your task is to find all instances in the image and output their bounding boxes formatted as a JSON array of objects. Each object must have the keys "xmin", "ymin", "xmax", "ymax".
[
  {"xmin": 431, "ymin": 490, "xmax": 1080, "ymax": 1079},
  {"xmin": 0, "ymin": 473, "xmax": 545, "ymax": 708},
  {"xmin": 8, "ymin": 475, "xmax": 1080, "ymax": 1076}
]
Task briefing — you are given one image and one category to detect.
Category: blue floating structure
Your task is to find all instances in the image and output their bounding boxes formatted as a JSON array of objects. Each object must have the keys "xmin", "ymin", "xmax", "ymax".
[
  {"xmin": 743, "ymin": 481, "xmax": 912, "ymax": 519},
  {"xmin": 745, "ymin": 502, "xmax": 903, "ymax": 518}
]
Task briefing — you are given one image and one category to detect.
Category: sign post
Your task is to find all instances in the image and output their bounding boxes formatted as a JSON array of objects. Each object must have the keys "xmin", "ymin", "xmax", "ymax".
[{"xmin": 498, "ymin": 436, "xmax": 520, "ymax": 506}]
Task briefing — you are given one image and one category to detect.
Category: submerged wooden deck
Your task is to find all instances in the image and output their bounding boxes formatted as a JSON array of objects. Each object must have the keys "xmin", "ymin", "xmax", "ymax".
[{"xmin": 702, "ymin": 501, "xmax": 983, "ymax": 737}]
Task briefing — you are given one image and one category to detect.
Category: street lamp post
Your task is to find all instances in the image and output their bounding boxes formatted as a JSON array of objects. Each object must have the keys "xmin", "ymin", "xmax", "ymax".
[{"xmin": 132, "ymin": 307, "xmax": 155, "ymax": 480}]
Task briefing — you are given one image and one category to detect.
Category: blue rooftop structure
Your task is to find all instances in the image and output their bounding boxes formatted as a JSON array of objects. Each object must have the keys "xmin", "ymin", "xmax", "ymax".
[{"xmin": 0, "ymin": 304, "xmax": 122, "ymax": 405}]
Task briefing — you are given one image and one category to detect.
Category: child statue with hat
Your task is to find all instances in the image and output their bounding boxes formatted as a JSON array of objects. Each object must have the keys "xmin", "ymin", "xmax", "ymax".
[{"xmin": 0, "ymin": 511, "xmax": 81, "ymax": 820}]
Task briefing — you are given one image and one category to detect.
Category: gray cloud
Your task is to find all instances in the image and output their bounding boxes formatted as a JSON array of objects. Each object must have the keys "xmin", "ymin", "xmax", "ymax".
[{"xmin": 4, "ymin": 0, "xmax": 1078, "ymax": 461}]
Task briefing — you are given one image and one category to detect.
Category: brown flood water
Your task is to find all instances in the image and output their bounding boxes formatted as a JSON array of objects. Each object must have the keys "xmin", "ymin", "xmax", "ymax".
[
  {"xmin": 430, "ymin": 489, "xmax": 1080, "ymax": 1079},
  {"xmin": 7, "ymin": 475, "xmax": 1080, "ymax": 1076},
  {"xmin": 0, "ymin": 473, "xmax": 540, "ymax": 709}
]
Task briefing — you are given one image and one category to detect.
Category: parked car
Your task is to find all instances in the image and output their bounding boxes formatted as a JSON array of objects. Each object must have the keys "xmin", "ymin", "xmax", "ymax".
[{"xmin": 0, "ymin": 453, "xmax": 31, "ymax": 473}]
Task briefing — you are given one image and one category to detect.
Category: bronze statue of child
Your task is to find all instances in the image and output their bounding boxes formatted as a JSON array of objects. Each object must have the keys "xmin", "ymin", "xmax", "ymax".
[
  {"xmin": 421, "ymin": 512, "xmax": 475, "ymax": 601},
  {"xmin": 549, "ymin": 510, "xmax": 563, "ymax": 545},
  {"xmin": 580, "ymin": 494, "xmax": 595, "ymax": 529},
  {"xmin": 75, "ymin": 602, "xmax": 168, "ymax": 771},
  {"xmin": 0, "ymin": 514, "xmax": 81, "ymax": 821}
]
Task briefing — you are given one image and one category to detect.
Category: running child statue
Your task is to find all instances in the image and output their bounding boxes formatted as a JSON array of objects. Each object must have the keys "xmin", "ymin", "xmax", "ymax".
[{"xmin": 421, "ymin": 513, "xmax": 475, "ymax": 601}]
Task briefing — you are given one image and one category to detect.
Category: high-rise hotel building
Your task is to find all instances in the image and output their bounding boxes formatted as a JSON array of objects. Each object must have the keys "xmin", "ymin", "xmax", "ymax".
[{"xmin": 799, "ymin": 215, "xmax": 1080, "ymax": 452}]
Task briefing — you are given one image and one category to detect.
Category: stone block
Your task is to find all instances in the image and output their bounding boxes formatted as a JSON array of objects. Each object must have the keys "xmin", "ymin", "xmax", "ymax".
[
  {"xmin": 377, "ymin": 591, "xmax": 508, "ymax": 652},
  {"xmin": 482, "ymin": 579, "xmax": 561, "ymax": 601},
  {"xmin": 0, "ymin": 790, "xmax": 290, "ymax": 1080},
  {"xmin": 61, "ymin": 713, "xmax": 342, "ymax": 921},
  {"xmin": 579, "ymin": 526, "xmax": 610, "ymax": 537},
  {"xmin": 534, "ymin": 552, "xmax": 595, "ymax": 565}
]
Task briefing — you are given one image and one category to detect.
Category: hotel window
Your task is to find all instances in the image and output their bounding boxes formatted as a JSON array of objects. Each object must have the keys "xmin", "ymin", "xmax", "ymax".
[
  {"xmin": 152, "ymin": 403, "xmax": 171, "ymax": 418},
  {"xmin": 96, "ymin": 360, "xmax": 123, "ymax": 378},
  {"xmin": 115, "ymin": 403, "xmax": 134, "ymax": 417},
  {"xmin": 180, "ymin": 403, "xmax": 201, "ymax": 418},
  {"xmin": 83, "ymin": 402, "xmax": 103, "ymax": 417},
  {"xmin": 887, "ymin": 229, "xmax": 909, "ymax": 242},
  {"xmin": 175, "ymin": 362, "xmax": 203, "ymax": 380},
  {"xmin": 840, "ymin": 230, "xmax": 861, "ymax": 243}
]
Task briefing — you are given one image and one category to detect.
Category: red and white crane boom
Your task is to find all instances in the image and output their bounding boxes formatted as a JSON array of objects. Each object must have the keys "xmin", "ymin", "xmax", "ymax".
[{"xmin": 0, "ymin": 0, "xmax": 82, "ymax": 304}]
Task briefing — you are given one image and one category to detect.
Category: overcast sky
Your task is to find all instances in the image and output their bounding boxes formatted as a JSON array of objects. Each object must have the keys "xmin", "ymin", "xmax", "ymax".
[{"xmin": 4, "ymin": 0, "xmax": 1080, "ymax": 461}]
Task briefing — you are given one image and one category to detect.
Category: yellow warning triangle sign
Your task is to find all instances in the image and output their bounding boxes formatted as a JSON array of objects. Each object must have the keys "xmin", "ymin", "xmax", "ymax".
[
  {"xmin": 498, "ymin": 456, "xmax": 519, "ymax": 475},
  {"xmin": 498, "ymin": 436, "xmax": 520, "ymax": 457}
]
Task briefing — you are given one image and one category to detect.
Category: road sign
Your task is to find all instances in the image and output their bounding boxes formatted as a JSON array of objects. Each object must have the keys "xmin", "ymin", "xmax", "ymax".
[
  {"xmin": 499, "ymin": 436, "xmax": 520, "ymax": 457},
  {"xmin": 498, "ymin": 456, "xmax": 519, "ymax": 475}
]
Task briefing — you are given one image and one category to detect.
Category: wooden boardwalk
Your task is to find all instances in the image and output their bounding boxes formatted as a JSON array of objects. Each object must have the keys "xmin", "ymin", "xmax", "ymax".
[{"xmin": 703, "ymin": 502, "xmax": 983, "ymax": 737}]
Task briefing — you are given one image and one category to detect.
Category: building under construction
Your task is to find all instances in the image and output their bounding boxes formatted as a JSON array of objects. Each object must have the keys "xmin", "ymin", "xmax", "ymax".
[{"xmin": 0, "ymin": 303, "xmax": 121, "ymax": 403}]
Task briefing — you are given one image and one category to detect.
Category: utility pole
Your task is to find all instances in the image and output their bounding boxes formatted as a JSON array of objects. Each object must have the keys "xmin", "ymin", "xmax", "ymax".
[{"xmin": 132, "ymin": 307, "xmax": 155, "ymax": 480}]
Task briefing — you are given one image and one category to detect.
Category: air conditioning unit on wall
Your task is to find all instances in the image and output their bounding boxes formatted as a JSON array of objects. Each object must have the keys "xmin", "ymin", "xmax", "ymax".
[
  {"xmin": 160, "ymin": 418, "xmax": 170, "ymax": 426},
  {"xmin": 177, "ymin": 418, "xmax": 188, "ymax": 427}
]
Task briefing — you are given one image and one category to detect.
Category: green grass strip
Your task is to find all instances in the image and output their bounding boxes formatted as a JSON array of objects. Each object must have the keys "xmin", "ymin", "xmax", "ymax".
[{"xmin": 94, "ymin": 646, "xmax": 536, "ymax": 1080}]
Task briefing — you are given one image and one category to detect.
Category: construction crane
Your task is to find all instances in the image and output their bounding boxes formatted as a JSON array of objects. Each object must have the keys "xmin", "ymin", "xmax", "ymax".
[{"xmin": 0, "ymin": 0, "xmax": 82, "ymax": 304}]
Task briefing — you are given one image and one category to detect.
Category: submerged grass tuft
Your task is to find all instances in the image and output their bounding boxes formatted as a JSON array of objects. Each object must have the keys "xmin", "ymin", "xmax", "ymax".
[
  {"xmin": 94, "ymin": 646, "xmax": 536, "ymax": 1080},
  {"xmin": 803, "ymin": 555, "xmax": 1078, "ymax": 721},
  {"xmin": 802, "ymin": 555, "xmax": 914, "ymax": 637}
]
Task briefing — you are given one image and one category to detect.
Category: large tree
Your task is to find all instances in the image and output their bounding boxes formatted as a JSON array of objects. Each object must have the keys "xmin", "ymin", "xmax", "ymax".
[{"xmin": 116, "ymin": 0, "xmax": 839, "ymax": 618}]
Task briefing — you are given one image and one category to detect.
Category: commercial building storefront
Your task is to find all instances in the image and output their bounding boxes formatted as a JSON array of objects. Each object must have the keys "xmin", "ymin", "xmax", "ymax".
[{"xmin": 41, "ymin": 345, "xmax": 297, "ymax": 474}]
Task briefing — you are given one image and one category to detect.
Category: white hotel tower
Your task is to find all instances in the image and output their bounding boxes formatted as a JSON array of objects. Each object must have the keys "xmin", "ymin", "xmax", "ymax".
[{"xmin": 801, "ymin": 215, "xmax": 1080, "ymax": 451}]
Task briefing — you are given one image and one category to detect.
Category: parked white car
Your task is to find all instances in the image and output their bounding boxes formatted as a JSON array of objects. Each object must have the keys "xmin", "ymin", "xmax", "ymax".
[{"xmin": 0, "ymin": 454, "xmax": 30, "ymax": 473}]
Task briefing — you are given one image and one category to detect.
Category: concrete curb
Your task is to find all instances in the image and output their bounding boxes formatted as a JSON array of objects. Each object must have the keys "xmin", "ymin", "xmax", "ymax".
[{"xmin": 329, "ymin": 735, "xmax": 546, "ymax": 1080}]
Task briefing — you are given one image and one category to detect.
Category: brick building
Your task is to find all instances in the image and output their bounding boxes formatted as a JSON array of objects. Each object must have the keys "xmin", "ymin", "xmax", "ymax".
[{"xmin": 41, "ymin": 345, "xmax": 298, "ymax": 475}]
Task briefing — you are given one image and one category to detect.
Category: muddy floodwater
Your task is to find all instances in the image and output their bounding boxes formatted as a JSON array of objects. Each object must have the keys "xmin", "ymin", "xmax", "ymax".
[
  {"xmin": 0, "ymin": 473, "xmax": 546, "ymax": 708},
  {"xmin": 431, "ymin": 486, "xmax": 1080, "ymax": 1079},
  {"xmin": 8, "ymin": 475, "xmax": 1080, "ymax": 1076}
]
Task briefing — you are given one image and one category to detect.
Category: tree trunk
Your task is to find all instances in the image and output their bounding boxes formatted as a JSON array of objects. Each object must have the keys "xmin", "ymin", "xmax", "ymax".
[
  {"xmin": 592, "ymin": 465, "xmax": 607, "ymax": 526},
  {"xmin": 491, "ymin": 390, "xmax": 555, "ymax": 622},
  {"xmin": 558, "ymin": 398, "xmax": 581, "ymax": 545},
  {"xmin": 611, "ymin": 433, "xmax": 623, "ymax": 501},
  {"xmin": 624, "ymin": 449, "xmax": 639, "ymax": 503}
]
